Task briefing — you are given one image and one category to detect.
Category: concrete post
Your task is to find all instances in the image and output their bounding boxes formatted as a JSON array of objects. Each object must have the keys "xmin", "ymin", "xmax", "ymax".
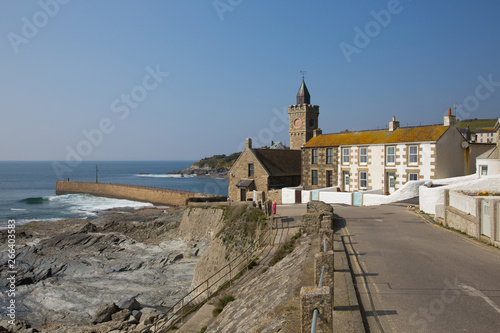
[
  {"xmin": 319, "ymin": 229, "xmax": 334, "ymax": 252},
  {"xmin": 475, "ymin": 197, "xmax": 482, "ymax": 240},
  {"xmin": 489, "ymin": 199, "xmax": 496, "ymax": 244},
  {"xmin": 443, "ymin": 189, "xmax": 450, "ymax": 227},
  {"xmin": 321, "ymin": 214, "xmax": 333, "ymax": 229},
  {"xmin": 300, "ymin": 286, "xmax": 333, "ymax": 333},
  {"xmin": 315, "ymin": 251, "xmax": 334, "ymax": 290}
]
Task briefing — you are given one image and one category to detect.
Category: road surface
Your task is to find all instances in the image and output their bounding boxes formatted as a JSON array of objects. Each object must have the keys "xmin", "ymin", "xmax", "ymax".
[{"xmin": 335, "ymin": 204, "xmax": 500, "ymax": 333}]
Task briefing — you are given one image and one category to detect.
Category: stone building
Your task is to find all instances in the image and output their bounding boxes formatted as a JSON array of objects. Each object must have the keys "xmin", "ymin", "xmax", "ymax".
[
  {"xmin": 301, "ymin": 112, "xmax": 494, "ymax": 193},
  {"xmin": 228, "ymin": 138, "xmax": 301, "ymax": 202}
]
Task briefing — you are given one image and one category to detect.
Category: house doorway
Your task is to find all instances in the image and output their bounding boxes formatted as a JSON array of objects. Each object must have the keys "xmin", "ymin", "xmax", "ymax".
[
  {"xmin": 343, "ymin": 171, "xmax": 350, "ymax": 192},
  {"xmin": 388, "ymin": 172, "xmax": 396, "ymax": 194},
  {"xmin": 240, "ymin": 188, "xmax": 247, "ymax": 201}
]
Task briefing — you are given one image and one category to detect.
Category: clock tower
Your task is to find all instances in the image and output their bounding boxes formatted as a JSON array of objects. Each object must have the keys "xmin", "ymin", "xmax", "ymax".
[{"xmin": 288, "ymin": 79, "xmax": 320, "ymax": 150}]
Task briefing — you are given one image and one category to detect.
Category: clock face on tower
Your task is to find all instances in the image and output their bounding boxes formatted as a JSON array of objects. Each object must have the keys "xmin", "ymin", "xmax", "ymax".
[{"xmin": 294, "ymin": 119, "xmax": 302, "ymax": 128}]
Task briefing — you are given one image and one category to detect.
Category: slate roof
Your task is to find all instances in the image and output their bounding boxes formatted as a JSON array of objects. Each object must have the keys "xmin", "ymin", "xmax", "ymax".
[
  {"xmin": 236, "ymin": 179, "xmax": 254, "ymax": 187},
  {"xmin": 296, "ymin": 79, "xmax": 310, "ymax": 105},
  {"xmin": 477, "ymin": 146, "xmax": 499, "ymax": 160},
  {"xmin": 304, "ymin": 125, "xmax": 450, "ymax": 148},
  {"xmin": 253, "ymin": 149, "xmax": 301, "ymax": 176}
]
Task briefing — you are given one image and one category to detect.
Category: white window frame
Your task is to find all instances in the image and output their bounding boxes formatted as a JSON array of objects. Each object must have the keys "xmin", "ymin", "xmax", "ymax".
[
  {"xmin": 408, "ymin": 173, "xmax": 419, "ymax": 181},
  {"xmin": 312, "ymin": 170, "xmax": 318, "ymax": 185},
  {"xmin": 342, "ymin": 147, "xmax": 350, "ymax": 164},
  {"xmin": 359, "ymin": 147, "xmax": 367, "ymax": 164},
  {"xmin": 409, "ymin": 145, "xmax": 418, "ymax": 164},
  {"xmin": 326, "ymin": 148, "xmax": 333, "ymax": 164},
  {"xmin": 359, "ymin": 171, "xmax": 367, "ymax": 189},
  {"xmin": 387, "ymin": 146, "xmax": 395, "ymax": 164},
  {"xmin": 312, "ymin": 149, "xmax": 318, "ymax": 165},
  {"xmin": 480, "ymin": 165, "xmax": 488, "ymax": 176}
]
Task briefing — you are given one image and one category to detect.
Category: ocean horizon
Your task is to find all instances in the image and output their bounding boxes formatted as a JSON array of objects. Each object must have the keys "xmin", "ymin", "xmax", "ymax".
[{"xmin": 0, "ymin": 161, "xmax": 229, "ymax": 227}]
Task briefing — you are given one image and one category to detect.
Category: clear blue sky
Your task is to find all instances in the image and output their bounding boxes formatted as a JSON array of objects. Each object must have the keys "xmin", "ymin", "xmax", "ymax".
[{"xmin": 1, "ymin": 0, "xmax": 499, "ymax": 161}]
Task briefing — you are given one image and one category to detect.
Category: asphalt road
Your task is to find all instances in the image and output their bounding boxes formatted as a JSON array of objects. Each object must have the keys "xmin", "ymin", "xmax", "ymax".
[{"xmin": 335, "ymin": 204, "xmax": 500, "ymax": 333}]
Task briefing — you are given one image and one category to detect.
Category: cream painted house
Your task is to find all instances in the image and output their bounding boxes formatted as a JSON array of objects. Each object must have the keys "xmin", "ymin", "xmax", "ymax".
[
  {"xmin": 476, "ymin": 119, "xmax": 500, "ymax": 177},
  {"xmin": 301, "ymin": 113, "xmax": 494, "ymax": 194}
]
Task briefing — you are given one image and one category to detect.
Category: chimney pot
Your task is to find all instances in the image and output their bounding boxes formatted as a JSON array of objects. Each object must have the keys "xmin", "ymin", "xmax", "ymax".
[{"xmin": 245, "ymin": 138, "xmax": 252, "ymax": 149}]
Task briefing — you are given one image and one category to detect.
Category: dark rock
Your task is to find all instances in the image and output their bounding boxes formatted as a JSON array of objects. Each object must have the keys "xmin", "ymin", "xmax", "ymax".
[
  {"xmin": 92, "ymin": 302, "xmax": 120, "ymax": 324},
  {"xmin": 111, "ymin": 309, "xmax": 131, "ymax": 322},
  {"xmin": 172, "ymin": 253, "xmax": 183, "ymax": 262},
  {"xmin": 132, "ymin": 310, "xmax": 142, "ymax": 321},
  {"xmin": 79, "ymin": 222, "xmax": 97, "ymax": 233},
  {"xmin": 119, "ymin": 297, "xmax": 141, "ymax": 311}
]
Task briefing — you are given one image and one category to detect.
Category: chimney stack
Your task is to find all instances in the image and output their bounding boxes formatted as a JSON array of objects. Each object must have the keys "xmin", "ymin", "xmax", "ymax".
[
  {"xmin": 444, "ymin": 108, "xmax": 456, "ymax": 126},
  {"xmin": 245, "ymin": 138, "xmax": 252, "ymax": 149},
  {"xmin": 313, "ymin": 128, "xmax": 322, "ymax": 138},
  {"xmin": 389, "ymin": 116, "xmax": 399, "ymax": 131}
]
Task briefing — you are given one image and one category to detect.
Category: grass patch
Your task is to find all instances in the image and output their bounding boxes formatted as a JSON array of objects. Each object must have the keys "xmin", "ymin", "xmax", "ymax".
[
  {"xmin": 197, "ymin": 327, "xmax": 207, "ymax": 333},
  {"xmin": 269, "ymin": 229, "xmax": 302, "ymax": 266},
  {"xmin": 285, "ymin": 306, "xmax": 298, "ymax": 312},
  {"xmin": 212, "ymin": 295, "xmax": 235, "ymax": 317}
]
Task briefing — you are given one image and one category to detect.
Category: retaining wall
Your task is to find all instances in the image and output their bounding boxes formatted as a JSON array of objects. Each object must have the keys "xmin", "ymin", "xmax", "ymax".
[{"xmin": 56, "ymin": 181, "xmax": 225, "ymax": 206}]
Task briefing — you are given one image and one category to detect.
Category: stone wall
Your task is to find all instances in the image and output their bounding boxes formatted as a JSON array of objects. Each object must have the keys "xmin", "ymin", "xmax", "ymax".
[
  {"xmin": 445, "ymin": 206, "xmax": 479, "ymax": 238},
  {"xmin": 268, "ymin": 189, "xmax": 282, "ymax": 204},
  {"xmin": 56, "ymin": 181, "xmax": 223, "ymax": 206}
]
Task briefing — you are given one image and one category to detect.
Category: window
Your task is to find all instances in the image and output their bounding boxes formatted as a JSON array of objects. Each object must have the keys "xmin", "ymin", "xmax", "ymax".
[
  {"xmin": 359, "ymin": 171, "xmax": 367, "ymax": 189},
  {"xmin": 342, "ymin": 147, "xmax": 350, "ymax": 164},
  {"xmin": 326, "ymin": 170, "xmax": 333, "ymax": 187},
  {"xmin": 481, "ymin": 165, "xmax": 488, "ymax": 176},
  {"xmin": 409, "ymin": 145, "xmax": 418, "ymax": 164},
  {"xmin": 248, "ymin": 163, "xmax": 254, "ymax": 177},
  {"xmin": 312, "ymin": 149, "xmax": 318, "ymax": 164},
  {"xmin": 387, "ymin": 146, "xmax": 395, "ymax": 164},
  {"xmin": 312, "ymin": 170, "xmax": 318, "ymax": 185},
  {"xmin": 326, "ymin": 148, "xmax": 333, "ymax": 164},
  {"xmin": 409, "ymin": 173, "xmax": 419, "ymax": 181},
  {"xmin": 359, "ymin": 147, "xmax": 367, "ymax": 164}
]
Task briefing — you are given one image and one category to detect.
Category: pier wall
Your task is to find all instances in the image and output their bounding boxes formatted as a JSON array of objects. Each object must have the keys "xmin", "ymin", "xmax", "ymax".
[{"xmin": 56, "ymin": 181, "xmax": 226, "ymax": 206}]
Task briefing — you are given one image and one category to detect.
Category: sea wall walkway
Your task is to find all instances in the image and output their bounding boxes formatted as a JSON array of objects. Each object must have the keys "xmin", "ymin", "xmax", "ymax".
[{"xmin": 56, "ymin": 181, "xmax": 226, "ymax": 206}]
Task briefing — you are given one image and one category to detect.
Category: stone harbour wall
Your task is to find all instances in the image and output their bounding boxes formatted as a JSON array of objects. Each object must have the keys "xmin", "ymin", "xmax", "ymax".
[{"xmin": 56, "ymin": 181, "xmax": 225, "ymax": 206}]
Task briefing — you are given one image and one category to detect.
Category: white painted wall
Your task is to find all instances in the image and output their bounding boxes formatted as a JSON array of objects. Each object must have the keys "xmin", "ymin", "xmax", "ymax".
[
  {"xmin": 282, "ymin": 187, "xmax": 302, "ymax": 204},
  {"xmin": 419, "ymin": 175, "xmax": 500, "ymax": 215},
  {"xmin": 302, "ymin": 190, "xmax": 311, "ymax": 203},
  {"xmin": 419, "ymin": 143, "xmax": 435, "ymax": 179},
  {"xmin": 449, "ymin": 190, "xmax": 477, "ymax": 216},
  {"xmin": 476, "ymin": 158, "xmax": 500, "ymax": 177},
  {"xmin": 319, "ymin": 191, "xmax": 353, "ymax": 205}
]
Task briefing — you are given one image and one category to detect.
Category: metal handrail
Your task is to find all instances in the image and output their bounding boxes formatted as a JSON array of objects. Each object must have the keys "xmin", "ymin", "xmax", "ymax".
[
  {"xmin": 311, "ymin": 237, "xmax": 328, "ymax": 333},
  {"xmin": 154, "ymin": 221, "xmax": 276, "ymax": 332}
]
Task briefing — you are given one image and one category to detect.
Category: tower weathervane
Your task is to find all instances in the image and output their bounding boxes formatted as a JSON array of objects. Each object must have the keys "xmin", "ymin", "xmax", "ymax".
[{"xmin": 300, "ymin": 70, "xmax": 306, "ymax": 80}]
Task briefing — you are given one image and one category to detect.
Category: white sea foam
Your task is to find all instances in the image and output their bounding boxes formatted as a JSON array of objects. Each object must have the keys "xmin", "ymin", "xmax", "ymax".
[
  {"xmin": 135, "ymin": 173, "xmax": 197, "ymax": 178},
  {"xmin": 49, "ymin": 194, "xmax": 153, "ymax": 216}
]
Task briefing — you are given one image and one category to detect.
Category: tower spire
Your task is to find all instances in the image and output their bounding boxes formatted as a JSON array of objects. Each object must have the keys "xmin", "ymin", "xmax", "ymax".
[{"xmin": 296, "ymin": 74, "xmax": 310, "ymax": 105}]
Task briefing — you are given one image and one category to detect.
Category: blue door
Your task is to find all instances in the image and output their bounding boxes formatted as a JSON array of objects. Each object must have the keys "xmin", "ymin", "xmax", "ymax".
[
  {"xmin": 311, "ymin": 190, "xmax": 319, "ymax": 201},
  {"xmin": 353, "ymin": 192, "xmax": 363, "ymax": 206}
]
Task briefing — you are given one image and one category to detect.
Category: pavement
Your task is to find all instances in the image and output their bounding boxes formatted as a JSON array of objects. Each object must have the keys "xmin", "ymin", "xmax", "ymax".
[{"xmin": 335, "ymin": 204, "xmax": 500, "ymax": 333}]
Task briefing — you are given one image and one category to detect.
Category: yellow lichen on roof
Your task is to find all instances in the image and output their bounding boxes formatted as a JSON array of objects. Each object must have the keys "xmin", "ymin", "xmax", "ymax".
[{"xmin": 304, "ymin": 125, "xmax": 449, "ymax": 148}]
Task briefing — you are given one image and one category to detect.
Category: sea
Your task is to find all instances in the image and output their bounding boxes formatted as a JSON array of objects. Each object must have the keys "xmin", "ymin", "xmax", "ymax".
[{"xmin": 0, "ymin": 161, "xmax": 229, "ymax": 228}]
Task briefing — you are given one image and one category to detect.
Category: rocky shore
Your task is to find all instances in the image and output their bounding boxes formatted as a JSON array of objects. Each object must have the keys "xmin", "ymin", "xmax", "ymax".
[
  {"xmin": 0, "ymin": 207, "xmax": 207, "ymax": 333},
  {"xmin": 168, "ymin": 165, "xmax": 230, "ymax": 178}
]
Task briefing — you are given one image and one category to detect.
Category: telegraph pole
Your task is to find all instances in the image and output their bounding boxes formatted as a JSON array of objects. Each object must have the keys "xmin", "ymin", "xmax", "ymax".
[{"xmin": 96, "ymin": 164, "xmax": 99, "ymax": 184}]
